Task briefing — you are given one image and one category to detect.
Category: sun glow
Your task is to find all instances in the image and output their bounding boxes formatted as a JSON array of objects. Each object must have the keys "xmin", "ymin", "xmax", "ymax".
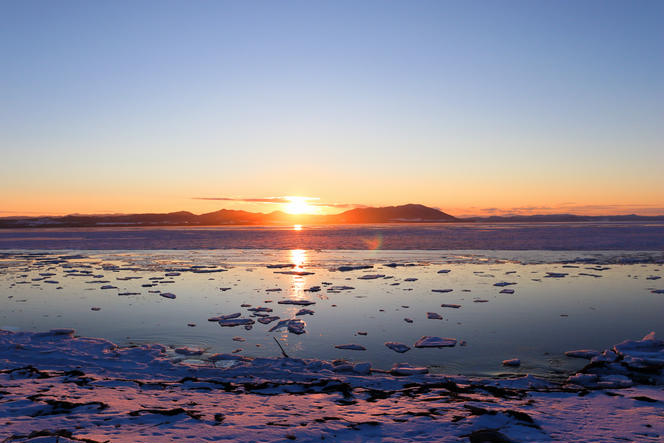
[{"xmin": 284, "ymin": 196, "xmax": 316, "ymax": 215}]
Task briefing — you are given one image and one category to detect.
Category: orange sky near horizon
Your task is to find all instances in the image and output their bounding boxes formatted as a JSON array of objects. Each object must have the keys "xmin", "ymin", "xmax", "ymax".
[{"xmin": 2, "ymin": 2, "xmax": 663, "ymax": 219}]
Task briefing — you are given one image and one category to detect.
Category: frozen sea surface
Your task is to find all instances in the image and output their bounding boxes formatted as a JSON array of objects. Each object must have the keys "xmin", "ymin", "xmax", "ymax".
[
  {"xmin": 1, "ymin": 249, "xmax": 662, "ymax": 379},
  {"xmin": 0, "ymin": 221, "xmax": 663, "ymax": 250}
]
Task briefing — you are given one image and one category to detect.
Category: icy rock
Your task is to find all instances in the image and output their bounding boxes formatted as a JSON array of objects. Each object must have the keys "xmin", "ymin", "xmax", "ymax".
[
  {"xmin": 427, "ymin": 312, "xmax": 443, "ymax": 320},
  {"xmin": 257, "ymin": 316, "xmax": 280, "ymax": 324},
  {"xmin": 565, "ymin": 349, "xmax": 601, "ymax": 359},
  {"xmin": 385, "ymin": 342, "xmax": 411, "ymax": 353},
  {"xmin": 502, "ymin": 358, "xmax": 521, "ymax": 367},
  {"xmin": 414, "ymin": 336, "xmax": 456, "ymax": 348},
  {"xmin": 353, "ymin": 362, "xmax": 371, "ymax": 374},
  {"xmin": 390, "ymin": 363, "xmax": 428, "ymax": 376}
]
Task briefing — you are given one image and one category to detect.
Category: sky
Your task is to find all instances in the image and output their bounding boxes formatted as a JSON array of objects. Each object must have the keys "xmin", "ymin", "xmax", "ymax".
[{"xmin": 1, "ymin": 0, "xmax": 663, "ymax": 217}]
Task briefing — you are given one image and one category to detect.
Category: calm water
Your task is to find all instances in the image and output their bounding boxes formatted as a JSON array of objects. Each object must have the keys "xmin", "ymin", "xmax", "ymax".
[{"xmin": 1, "ymin": 249, "xmax": 662, "ymax": 379}]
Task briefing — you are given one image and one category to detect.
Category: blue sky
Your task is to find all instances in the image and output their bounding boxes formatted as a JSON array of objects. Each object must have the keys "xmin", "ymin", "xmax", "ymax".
[{"xmin": 1, "ymin": 0, "xmax": 662, "ymax": 215}]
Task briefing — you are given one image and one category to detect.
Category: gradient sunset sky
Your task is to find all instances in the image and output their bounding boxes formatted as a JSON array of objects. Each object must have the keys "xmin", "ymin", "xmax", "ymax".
[{"xmin": 2, "ymin": 1, "xmax": 663, "ymax": 217}]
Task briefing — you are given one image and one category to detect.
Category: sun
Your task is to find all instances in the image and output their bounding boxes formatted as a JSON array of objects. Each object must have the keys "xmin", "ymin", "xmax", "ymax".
[{"xmin": 284, "ymin": 196, "xmax": 315, "ymax": 215}]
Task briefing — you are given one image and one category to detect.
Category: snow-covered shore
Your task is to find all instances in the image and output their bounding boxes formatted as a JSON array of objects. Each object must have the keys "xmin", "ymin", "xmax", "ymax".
[{"xmin": 1, "ymin": 329, "xmax": 661, "ymax": 442}]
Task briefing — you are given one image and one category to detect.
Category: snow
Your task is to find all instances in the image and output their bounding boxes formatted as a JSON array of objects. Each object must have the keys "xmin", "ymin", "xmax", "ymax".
[{"xmin": 0, "ymin": 330, "xmax": 662, "ymax": 442}]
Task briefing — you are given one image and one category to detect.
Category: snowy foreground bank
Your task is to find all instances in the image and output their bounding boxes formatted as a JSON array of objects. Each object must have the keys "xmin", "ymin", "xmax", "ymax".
[{"xmin": 0, "ymin": 330, "xmax": 662, "ymax": 442}]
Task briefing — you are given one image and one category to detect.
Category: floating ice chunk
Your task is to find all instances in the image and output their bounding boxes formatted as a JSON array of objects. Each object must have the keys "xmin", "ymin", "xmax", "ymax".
[
  {"xmin": 209, "ymin": 353, "xmax": 250, "ymax": 362},
  {"xmin": 404, "ymin": 318, "xmax": 413, "ymax": 323},
  {"xmin": 414, "ymin": 336, "xmax": 456, "ymax": 348},
  {"xmin": 91, "ymin": 307, "xmax": 101, "ymax": 311},
  {"xmin": 432, "ymin": 289, "xmax": 453, "ymax": 293},
  {"xmin": 334, "ymin": 344, "xmax": 366, "ymax": 351},
  {"xmin": 404, "ymin": 278, "xmax": 418, "ymax": 282},
  {"xmin": 473, "ymin": 299, "xmax": 489, "ymax": 303},
  {"xmin": 493, "ymin": 282, "xmax": 516, "ymax": 287},
  {"xmin": 499, "ymin": 288, "xmax": 515, "ymax": 294},
  {"xmin": 287, "ymin": 319, "xmax": 306, "ymax": 334},
  {"xmin": 651, "ymin": 289, "xmax": 664, "ymax": 294},
  {"xmin": 100, "ymin": 285, "xmax": 117, "ymax": 290},
  {"xmin": 267, "ymin": 264, "xmax": 295, "ymax": 269},
  {"xmin": 357, "ymin": 274, "xmax": 386, "ymax": 280},
  {"xmin": 545, "ymin": 272, "xmax": 568, "ymax": 278},
  {"xmin": 269, "ymin": 319, "xmax": 306, "ymax": 334},
  {"xmin": 247, "ymin": 307, "xmax": 273, "ymax": 313},
  {"xmin": 566, "ymin": 373, "xmax": 599, "ymax": 387},
  {"xmin": 337, "ymin": 265, "xmax": 373, "ymax": 272},
  {"xmin": 160, "ymin": 292, "xmax": 176, "ymax": 299},
  {"xmin": 232, "ymin": 336, "xmax": 245, "ymax": 342},
  {"xmin": 565, "ymin": 349, "xmax": 601, "ymax": 359},
  {"xmin": 427, "ymin": 312, "xmax": 443, "ymax": 320},
  {"xmin": 208, "ymin": 313, "xmax": 241, "ymax": 322},
  {"xmin": 257, "ymin": 316, "xmax": 280, "ymax": 324},
  {"xmin": 441, "ymin": 303, "xmax": 461, "ymax": 309},
  {"xmin": 385, "ymin": 342, "xmax": 410, "ymax": 353},
  {"xmin": 219, "ymin": 318, "xmax": 255, "ymax": 327},
  {"xmin": 265, "ymin": 288, "xmax": 282, "ymax": 292},
  {"xmin": 353, "ymin": 362, "xmax": 371, "ymax": 374},
  {"xmin": 357, "ymin": 331, "xmax": 368, "ymax": 336},
  {"xmin": 118, "ymin": 292, "xmax": 140, "ymax": 296},
  {"xmin": 502, "ymin": 358, "xmax": 521, "ymax": 367},
  {"xmin": 175, "ymin": 347, "xmax": 204, "ymax": 356},
  {"xmin": 296, "ymin": 308, "xmax": 314, "ymax": 316},
  {"xmin": 274, "ymin": 270, "xmax": 315, "ymax": 276},
  {"xmin": 597, "ymin": 374, "xmax": 633, "ymax": 388},
  {"xmin": 328, "ymin": 285, "xmax": 355, "ymax": 291},
  {"xmin": 390, "ymin": 363, "xmax": 428, "ymax": 376},
  {"xmin": 305, "ymin": 286, "xmax": 321, "ymax": 292},
  {"xmin": 277, "ymin": 300, "xmax": 315, "ymax": 306},
  {"xmin": 590, "ymin": 350, "xmax": 618, "ymax": 364}
]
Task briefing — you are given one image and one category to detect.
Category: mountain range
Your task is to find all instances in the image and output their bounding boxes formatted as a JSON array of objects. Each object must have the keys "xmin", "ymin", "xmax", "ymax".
[{"xmin": 0, "ymin": 204, "xmax": 662, "ymax": 228}]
